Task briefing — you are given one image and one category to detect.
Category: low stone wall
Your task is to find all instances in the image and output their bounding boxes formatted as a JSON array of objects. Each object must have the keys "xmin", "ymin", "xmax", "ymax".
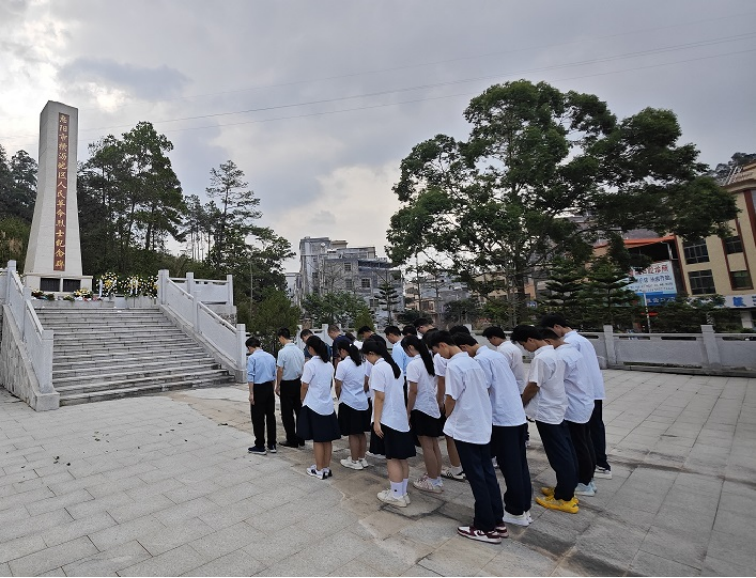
[{"xmin": 0, "ymin": 306, "xmax": 59, "ymax": 410}]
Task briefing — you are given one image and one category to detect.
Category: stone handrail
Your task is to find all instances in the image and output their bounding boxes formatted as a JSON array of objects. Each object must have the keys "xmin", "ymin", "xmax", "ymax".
[
  {"xmin": 0, "ymin": 261, "xmax": 55, "ymax": 394},
  {"xmin": 158, "ymin": 270, "xmax": 246, "ymax": 381},
  {"xmin": 168, "ymin": 273, "xmax": 234, "ymax": 305}
]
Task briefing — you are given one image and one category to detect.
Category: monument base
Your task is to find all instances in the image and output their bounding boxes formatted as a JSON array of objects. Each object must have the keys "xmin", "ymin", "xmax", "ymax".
[{"xmin": 24, "ymin": 274, "xmax": 93, "ymax": 293}]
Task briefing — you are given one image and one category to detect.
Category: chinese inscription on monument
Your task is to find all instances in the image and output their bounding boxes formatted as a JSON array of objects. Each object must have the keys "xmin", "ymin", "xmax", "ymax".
[{"xmin": 54, "ymin": 112, "xmax": 68, "ymax": 271}]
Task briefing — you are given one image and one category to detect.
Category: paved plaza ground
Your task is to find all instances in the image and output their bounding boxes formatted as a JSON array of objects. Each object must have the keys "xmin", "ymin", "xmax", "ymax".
[{"xmin": 0, "ymin": 369, "xmax": 754, "ymax": 577}]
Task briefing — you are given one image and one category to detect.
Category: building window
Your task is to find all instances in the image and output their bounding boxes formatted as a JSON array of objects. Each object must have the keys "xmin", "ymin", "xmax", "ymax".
[
  {"xmin": 683, "ymin": 240, "xmax": 709, "ymax": 264},
  {"xmin": 688, "ymin": 270, "xmax": 715, "ymax": 295},
  {"xmin": 345, "ymin": 278, "xmax": 353, "ymax": 290},
  {"xmin": 361, "ymin": 278, "xmax": 371, "ymax": 289},
  {"xmin": 725, "ymin": 236, "xmax": 744, "ymax": 254},
  {"xmin": 344, "ymin": 263, "xmax": 352, "ymax": 272},
  {"xmin": 730, "ymin": 270, "xmax": 753, "ymax": 290}
]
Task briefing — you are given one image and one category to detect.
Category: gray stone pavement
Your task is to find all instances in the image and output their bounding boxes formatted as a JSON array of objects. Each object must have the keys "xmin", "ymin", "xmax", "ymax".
[{"xmin": 0, "ymin": 369, "xmax": 754, "ymax": 577}]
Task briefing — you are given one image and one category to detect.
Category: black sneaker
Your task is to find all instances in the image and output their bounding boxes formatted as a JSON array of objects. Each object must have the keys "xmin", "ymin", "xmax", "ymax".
[
  {"xmin": 279, "ymin": 441, "xmax": 299, "ymax": 449},
  {"xmin": 248, "ymin": 446, "xmax": 266, "ymax": 455},
  {"xmin": 268, "ymin": 444, "xmax": 277, "ymax": 454}
]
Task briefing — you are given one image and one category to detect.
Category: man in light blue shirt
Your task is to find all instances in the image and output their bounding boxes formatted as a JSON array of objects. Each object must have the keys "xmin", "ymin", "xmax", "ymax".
[
  {"xmin": 276, "ymin": 327, "xmax": 306, "ymax": 448},
  {"xmin": 246, "ymin": 337, "xmax": 277, "ymax": 455}
]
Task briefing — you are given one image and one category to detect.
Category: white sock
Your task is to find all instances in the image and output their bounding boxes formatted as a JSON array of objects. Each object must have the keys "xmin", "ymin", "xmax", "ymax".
[
  {"xmin": 390, "ymin": 481, "xmax": 402, "ymax": 497},
  {"xmin": 431, "ymin": 477, "xmax": 443, "ymax": 486},
  {"xmin": 402, "ymin": 478, "xmax": 409, "ymax": 495},
  {"xmin": 450, "ymin": 465, "xmax": 463, "ymax": 475}
]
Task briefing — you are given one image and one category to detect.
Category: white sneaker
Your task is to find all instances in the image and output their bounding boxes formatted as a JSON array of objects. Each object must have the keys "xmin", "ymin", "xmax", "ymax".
[
  {"xmin": 404, "ymin": 493, "xmax": 411, "ymax": 505},
  {"xmin": 441, "ymin": 467, "xmax": 466, "ymax": 482},
  {"xmin": 575, "ymin": 482, "xmax": 596, "ymax": 496},
  {"xmin": 358, "ymin": 457, "xmax": 370, "ymax": 468},
  {"xmin": 594, "ymin": 466, "xmax": 612, "ymax": 479},
  {"xmin": 377, "ymin": 489, "xmax": 407, "ymax": 508},
  {"xmin": 340, "ymin": 458, "xmax": 364, "ymax": 470},
  {"xmin": 413, "ymin": 477, "xmax": 443, "ymax": 494},
  {"xmin": 502, "ymin": 511, "xmax": 530, "ymax": 527},
  {"xmin": 525, "ymin": 510, "xmax": 533, "ymax": 524},
  {"xmin": 589, "ymin": 480, "xmax": 597, "ymax": 493}
]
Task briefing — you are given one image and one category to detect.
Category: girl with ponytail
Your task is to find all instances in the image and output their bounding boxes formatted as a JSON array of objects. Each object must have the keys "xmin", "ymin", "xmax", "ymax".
[
  {"xmin": 334, "ymin": 341, "xmax": 370, "ymax": 470},
  {"xmin": 362, "ymin": 339, "xmax": 416, "ymax": 507},
  {"xmin": 297, "ymin": 335, "xmax": 340, "ymax": 480},
  {"xmin": 401, "ymin": 335, "xmax": 444, "ymax": 494}
]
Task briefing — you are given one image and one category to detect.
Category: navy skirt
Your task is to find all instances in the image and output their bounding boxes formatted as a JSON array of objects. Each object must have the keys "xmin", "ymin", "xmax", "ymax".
[
  {"xmin": 411, "ymin": 409, "xmax": 443, "ymax": 438},
  {"xmin": 338, "ymin": 403, "xmax": 371, "ymax": 435},
  {"xmin": 297, "ymin": 406, "xmax": 341, "ymax": 442},
  {"xmin": 376, "ymin": 424, "xmax": 416, "ymax": 460}
]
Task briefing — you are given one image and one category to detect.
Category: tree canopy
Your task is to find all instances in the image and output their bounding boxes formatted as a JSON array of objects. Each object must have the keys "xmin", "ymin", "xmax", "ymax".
[{"xmin": 387, "ymin": 80, "xmax": 738, "ymax": 324}]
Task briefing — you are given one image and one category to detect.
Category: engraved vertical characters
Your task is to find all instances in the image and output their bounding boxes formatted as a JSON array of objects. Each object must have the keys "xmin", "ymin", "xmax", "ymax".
[{"xmin": 53, "ymin": 112, "xmax": 68, "ymax": 271}]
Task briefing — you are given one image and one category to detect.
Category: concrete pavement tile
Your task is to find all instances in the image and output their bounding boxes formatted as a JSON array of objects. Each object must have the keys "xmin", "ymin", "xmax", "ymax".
[
  {"xmin": 716, "ymin": 488, "xmax": 756, "ymax": 514},
  {"xmin": 205, "ymin": 480, "xmax": 264, "ymax": 506},
  {"xmin": 298, "ymin": 506, "xmax": 358, "ymax": 536},
  {"xmin": 0, "ymin": 508, "xmax": 73, "ymax": 543},
  {"xmin": 242, "ymin": 525, "xmax": 318, "ymax": 566},
  {"xmin": 125, "ymin": 476, "xmax": 185, "ymax": 500},
  {"xmin": 26, "ymin": 487, "xmax": 94, "ymax": 516},
  {"xmin": 701, "ymin": 555, "xmax": 754, "ymax": 577},
  {"xmin": 163, "ymin": 478, "xmax": 223, "ymax": 503},
  {"xmin": 106, "ymin": 492, "xmax": 175, "ymax": 523},
  {"xmin": 41, "ymin": 511, "xmax": 117, "ymax": 547},
  {"xmin": 261, "ymin": 532, "xmax": 369, "ymax": 577},
  {"xmin": 37, "ymin": 568, "xmax": 66, "ymax": 576},
  {"xmin": 0, "ymin": 503, "xmax": 30, "ymax": 525},
  {"xmin": 629, "ymin": 551, "xmax": 701, "ymax": 576},
  {"xmin": 0, "ymin": 486, "xmax": 54, "ymax": 512},
  {"xmin": 398, "ymin": 515, "xmax": 459, "ymax": 548},
  {"xmin": 359, "ymin": 510, "xmax": 415, "ymax": 541},
  {"xmin": 198, "ymin": 496, "xmax": 267, "ymax": 530},
  {"xmin": 189, "ymin": 521, "xmax": 263, "ymax": 560},
  {"xmin": 575, "ymin": 517, "xmax": 646, "ymax": 568},
  {"xmin": 182, "ymin": 548, "xmax": 264, "ymax": 576},
  {"xmin": 65, "ymin": 491, "xmax": 134, "ymax": 519},
  {"xmin": 154, "ymin": 495, "xmax": 217, "ymax": 525},
  {"xmin": 0, "ymin": 534, "xmax": 47, "ymax": 564},
  {"xmin": 136, "ymin": 516, "xmax": 215, "ymax": 556},
  {"xmin": 8, "ymin": 535, "xmax": 98, "ymax": 577},
  {"xmin": 62, "ymin": 540, "xmax": 152, "ymax": 577},
  {"xmin": 479, "ymin": 541, "xmax": 560, "ymax": 577},
  {"xmin": 417, "ymin": 535, "xmax": 499, "ymax": 577},
  {"xmin": 640, "ymin": 526, "xmax": 706, "ymax": 569},
  {"xmin": 398, "ymin": 564, "xmax": 441, "ymax": 577},
  {"xmin": 12, "ymin": 470, "xmax": 73, "ymax": 494},
  {"xmin": 0, "ymin": 563, "xmax": 8, "ymax": 577},
  {"xmin": 329, "ymin": 558, "xmax": 393, "ymax": 576},
  {"xmin": 119, "ymin": 543, "xmax": 207, "ymax": 577},
  {"xmin": 88, "ymin": 514, "xmax": 166, "ymax": 551},
  {"xmin": 712, "ymin": 507, "xmax": 752, "ymax": 536},
  {"xmin": 86, "ymin": 474, "xmax": 147, "ymax": 498},
  {"xmin": 705, "ymin": 529, "xmax": 756, "ymax": 569}
]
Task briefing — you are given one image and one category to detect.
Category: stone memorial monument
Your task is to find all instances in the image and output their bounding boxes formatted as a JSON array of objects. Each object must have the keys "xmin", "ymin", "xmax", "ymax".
[{"xmin": 24, "ymin": 101, "xmax": 92, "ymax": 292}]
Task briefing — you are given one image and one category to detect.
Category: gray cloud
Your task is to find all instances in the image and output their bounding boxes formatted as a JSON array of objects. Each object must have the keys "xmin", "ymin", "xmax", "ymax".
[{"xmin": 59, "ymin": 58, "xmax": 189, "ymax": 101}]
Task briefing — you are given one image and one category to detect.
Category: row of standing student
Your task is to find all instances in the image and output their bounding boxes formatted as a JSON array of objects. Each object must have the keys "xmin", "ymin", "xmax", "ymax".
[{"xmin": 245, "ymin": 316, "xmax": 611, "ymax": 546}]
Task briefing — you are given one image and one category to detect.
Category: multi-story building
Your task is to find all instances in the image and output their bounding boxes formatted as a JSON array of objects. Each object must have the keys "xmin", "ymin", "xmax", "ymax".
[
  {"xmin": 676, "ymin": 162, "xmax": 756, "ymax": 328},
  {"xmin": 296, "ymin": 237, "xmax": 404, "ymax": 325},
  {"xmin": 403, "ymin": 271, "xmax": 472, "ymax": 327}
]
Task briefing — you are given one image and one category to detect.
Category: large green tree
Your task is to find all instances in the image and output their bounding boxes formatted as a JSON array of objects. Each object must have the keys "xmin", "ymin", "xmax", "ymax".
[{"xmin": 387, "ymin": 80, "xmax": 738, "ymax": 324}]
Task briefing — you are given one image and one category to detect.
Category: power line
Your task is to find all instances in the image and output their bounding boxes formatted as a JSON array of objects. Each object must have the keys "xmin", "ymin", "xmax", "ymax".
[
  {"xmin": 130, "ymin": 47, "xmax": 756, "ymax": 136},
  {"xmin": 75, "ymin": 9, "xmax": 756, "ymax": 116},
  {"xmin": 5, "ymin": 31, "xmax": 753, "ymax": 142}
]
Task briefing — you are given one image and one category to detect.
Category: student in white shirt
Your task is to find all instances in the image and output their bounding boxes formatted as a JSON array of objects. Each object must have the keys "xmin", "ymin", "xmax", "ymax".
[
  {"xmin": 362, "ymin": 339, "xmax": 416, "ymax": 508},
  {"xmin": 540, "ymin": 313, "xmax": 611, "ymax": 479},
  {"xmin": 511, "ymin": 325, "xmax": 579, "ymax": 515},
  {"xmin": 542, "ymin": 328, "xmax": 597, "ymax": 497},
  {"xmin": 335, "ymin": 341, "xmax": 370, "ymax": 470},
  {"xmin": 297, "ymin": 336, "xmax": 340, "ymax": 480},
  {"xmin": 422, "ymin": 327, "xmax": 466, "ymax": 482},
  {"xmin": 454, "ymin": 332, "xmax": 532, "ymax": 527},
  {"xmin": 401, "ymin": 335, "xmax": 444, "ymax": 494},
  {"xmin": 428, "ymin": 331, "xmax": 505, "ymax": 545}
]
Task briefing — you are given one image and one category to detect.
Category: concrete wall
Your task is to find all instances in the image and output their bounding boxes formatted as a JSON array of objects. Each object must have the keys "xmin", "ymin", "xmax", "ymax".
[{"xmin": 0, "ymin": 306, "xmax": 59, "ymax": 410}]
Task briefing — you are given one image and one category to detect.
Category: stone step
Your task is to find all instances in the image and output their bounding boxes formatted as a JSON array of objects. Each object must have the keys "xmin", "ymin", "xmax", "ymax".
[
  {"xmin": 52, "ymin": 337, "xmax": 199, "ymax": 353},
  {"xmin": 54, "ymin": 369, "xmax": 233, "ymax": 398},
  {"xmin": 52, "ymin": 350, "xmax": 208, "ymax": 370},
  {"xmin": 53, "ymin": 357, "xmax": 219, "ymax": 379},
  {"xmin": 36, "ymin": 310, "xmax": 166, "ymax": 319},
  {"xmin": 38, "ymin": 319, "xmax": 175, "ymax": 328},
  {"xmin": 53, "ymin": 364, "xmax": 226, "ymax": 388},
  {"xmin": 51, "ymin": 327, "xmax": 184, "ymax": 341},
  {"xmin": 53, "ymin": 346, "xmax": 206, "ymax": 362},
  {"xmin": 58, "ymin": 375, "xmax": 236, "ymax": 406}
]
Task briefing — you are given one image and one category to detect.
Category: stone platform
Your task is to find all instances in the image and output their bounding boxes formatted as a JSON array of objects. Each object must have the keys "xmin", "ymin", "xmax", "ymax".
[{"xmin": 0, "ymin": 370, "xmax": 754, "ymax": 576}]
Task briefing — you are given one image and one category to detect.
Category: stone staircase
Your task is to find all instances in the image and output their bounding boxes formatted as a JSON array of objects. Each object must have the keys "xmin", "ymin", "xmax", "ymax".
[{"xmin": 34, "ymin": 308, "xmax": 236, "ymax": 406}]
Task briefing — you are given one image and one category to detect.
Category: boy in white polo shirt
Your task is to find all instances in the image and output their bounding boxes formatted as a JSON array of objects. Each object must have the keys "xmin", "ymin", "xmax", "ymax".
[
  {"xmin": 454, "ymin": 332, "xmax": 532, "ymax": 527},
  {"xmin": 510, "ymin": 325, "xmax": 579, "ymax": 514},
  {"xmin": 540, "ymin": 313, "xmax": 611, "ymax": 479},
  {"xmin": 542, "ymin": 328, "xmax": 597, "ymax": 497},
  {"xmin": 428, "ymin": 331, "xmax": 505, "ymax": 544}
]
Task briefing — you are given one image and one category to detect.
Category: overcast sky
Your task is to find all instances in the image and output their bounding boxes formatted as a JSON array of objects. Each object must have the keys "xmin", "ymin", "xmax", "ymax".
[{"xmin": 1, "ymin": 0, "xmax": 754, "ymax": 272}]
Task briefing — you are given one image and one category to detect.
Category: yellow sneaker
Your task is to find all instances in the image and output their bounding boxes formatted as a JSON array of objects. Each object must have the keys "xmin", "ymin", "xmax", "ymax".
[
  {"xmin": 535, "ymin": 495, "xmax": 579, "ymax": 514},
  {"xmin": 540, "ymin": 487, "xmax": 579, "ymax": 504}
]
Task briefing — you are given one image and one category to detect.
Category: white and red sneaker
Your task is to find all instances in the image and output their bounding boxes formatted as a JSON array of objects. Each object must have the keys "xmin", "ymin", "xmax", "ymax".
[{"xmin": 457, "ymin": 525, "xmax": 502, "ymax": 544}]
